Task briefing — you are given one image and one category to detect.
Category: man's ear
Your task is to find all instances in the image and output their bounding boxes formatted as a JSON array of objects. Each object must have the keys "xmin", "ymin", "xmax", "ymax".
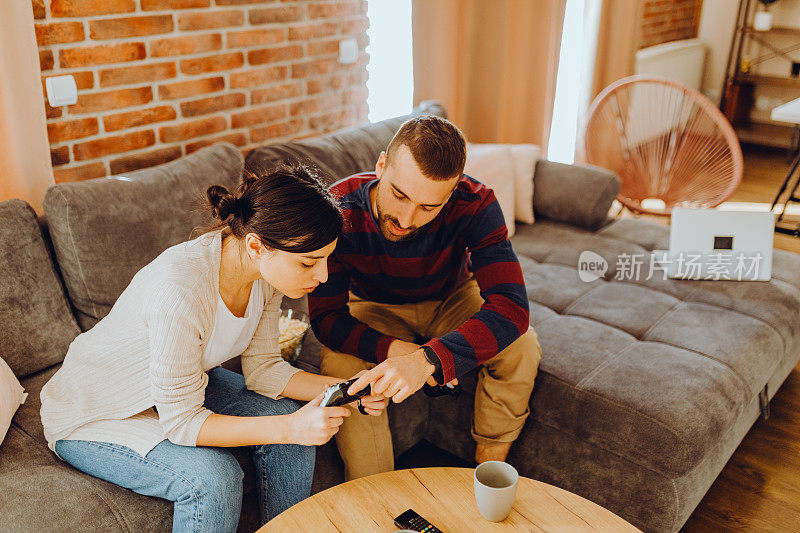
[
  {"xmin": 375, "ymin": 151, "xmax": 386, "ymax": 178},
  {"xmin": 449, "ymin": 174, "xmax": 460, "ymax": 196}
]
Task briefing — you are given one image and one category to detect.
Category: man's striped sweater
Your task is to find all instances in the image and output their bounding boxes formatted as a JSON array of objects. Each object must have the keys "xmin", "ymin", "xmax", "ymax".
[{"xmin": 308, "ymin": 172, "xmax": 530, "ymax": 383}]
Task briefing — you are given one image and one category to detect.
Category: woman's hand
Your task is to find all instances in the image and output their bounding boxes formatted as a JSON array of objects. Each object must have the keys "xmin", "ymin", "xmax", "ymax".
[
  {"xmin": 350, "ymin": 370, "xmax": 389, "ymax": 416},
  {"xmin": 286, "ymin": 392, "xmax": 351, "ymax": 446}
]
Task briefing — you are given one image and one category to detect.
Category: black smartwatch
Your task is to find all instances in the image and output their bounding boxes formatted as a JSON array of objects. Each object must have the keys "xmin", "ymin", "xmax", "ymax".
[{"xmin": 421, "ymin": 345, "xmax": 444, "ymax": 385}]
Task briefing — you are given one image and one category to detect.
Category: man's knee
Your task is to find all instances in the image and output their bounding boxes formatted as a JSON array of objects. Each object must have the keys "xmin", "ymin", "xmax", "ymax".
[
  {"xmin": 518, "ymin": 327, "xmax": 542, "ymax": 364},
  {"xmin": 488, "ymin": 327, "xmax": 542, "ymax": 378},
  {"xmin": 320, "ymin": 347, "xmax": 374, "ymax": 379}
]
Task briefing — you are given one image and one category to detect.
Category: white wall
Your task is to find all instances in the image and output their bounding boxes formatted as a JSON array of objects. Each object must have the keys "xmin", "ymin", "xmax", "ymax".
[
  {"xmin": 699, "ymin": 0, "xmax": 800, "ymax": 110},
  {"xmin": 697, "ymin": 0, "xmax": 740, "ymax": 105}
]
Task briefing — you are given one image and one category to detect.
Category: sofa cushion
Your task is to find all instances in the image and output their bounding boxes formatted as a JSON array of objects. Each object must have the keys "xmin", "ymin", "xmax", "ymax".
[
  {"xmin": 0, "ymin": 200, "xmax": 80, "ymax": 378},
  {"xmin": 13, "ymin": 365, "xmax": 58, "ymax": 445},
  {"xmin": 0, "ymin": 424, "xmax": 59, "ymax": 475},
  {"xmin": 43, "ymin": 143, "xmax": 243, "ymax": 329},
  {"xmin": 245, "ymin": 102, "xmax": 447, "ymax": 186},
  {"xmin": 510, "ymin": 144, "xmax": 540, "ymax": 224},
  {"xmin": 510, "ymin": 218, "xmax": 800, "ymax": 476},
  {"xmin": 0, "ymin": 461, "xmax": 173, "ymax": 532},
  {"xmin": 532, "ymin": 160, "xmax": 620, "ymax": 231},
  {"xmin": 464, "ymin": 143, "xmax": 517, "ymax": 236}
]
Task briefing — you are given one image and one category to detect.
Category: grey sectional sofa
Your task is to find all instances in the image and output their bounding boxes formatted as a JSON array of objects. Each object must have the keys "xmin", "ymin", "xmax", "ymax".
[{"xmin": 2, "ymin": 103, "xmax": 799, "ymax": 532}]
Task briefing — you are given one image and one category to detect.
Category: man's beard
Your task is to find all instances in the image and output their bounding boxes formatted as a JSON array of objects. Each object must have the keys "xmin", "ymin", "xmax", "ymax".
[{"xmin": 375, "ymin": 201, "xmax": 420, "ymax": 242}]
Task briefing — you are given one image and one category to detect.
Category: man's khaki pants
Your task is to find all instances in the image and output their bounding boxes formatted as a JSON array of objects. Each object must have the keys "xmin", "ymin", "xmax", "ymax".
[{"xmin": 320, "ymin": 277, "xmax": 542, "ymax": 480}]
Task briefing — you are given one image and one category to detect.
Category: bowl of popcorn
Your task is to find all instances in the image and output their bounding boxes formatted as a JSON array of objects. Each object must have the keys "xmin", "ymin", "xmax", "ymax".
[{"xmin": 279, "ymin": 309, "xmax": 310, "ymax": 363}]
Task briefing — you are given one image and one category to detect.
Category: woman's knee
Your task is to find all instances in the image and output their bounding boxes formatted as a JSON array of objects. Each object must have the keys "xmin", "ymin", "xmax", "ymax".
[
  {"xmin": 252, "ymin": 396, "xmax": 304, "ymax": 418},
  {"xmin": 253, "ymin": 440, "xmax": 316, "ymax": 475},
  {"xmin": 292, "ymin": 441, "xmax": 317, "ymax": 474},
  {"xmin": 254, "ymin": 439, "xmax": 315, "ymax": 462},
  {"xmin": 184, "ymin": 450, "xmax": 244, "ymax": 501},
  {"xmin": 171, "ymin": 450, "xmax": 243, "ymax": 533}
]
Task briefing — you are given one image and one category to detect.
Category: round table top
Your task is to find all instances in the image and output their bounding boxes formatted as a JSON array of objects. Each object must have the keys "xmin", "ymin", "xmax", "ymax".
[{"xmin": 259, "ymin": 467, "xmax": 641, "ymax": 532}]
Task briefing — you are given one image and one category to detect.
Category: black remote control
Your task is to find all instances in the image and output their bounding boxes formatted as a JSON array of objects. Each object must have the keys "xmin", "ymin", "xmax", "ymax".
[
  {"xmin": 423, "ymin": 381, "xmax": 462, "ymax": 399},
  {"xmin": 394, "ymin": 509, "xmax": 444, "ymax": 532},
  {"xmin": 320, "ymin": 377, "xmax": 371, "ymax": 407}
]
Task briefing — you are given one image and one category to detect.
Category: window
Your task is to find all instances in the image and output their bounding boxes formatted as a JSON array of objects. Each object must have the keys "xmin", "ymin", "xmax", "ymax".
[
  {"xmin": 548, "ymin": 0, "xmax": 601, "ymax": 164},
  {"xmin": 365, "ymin": 0, "xmax": 414, "ymax": 123}
]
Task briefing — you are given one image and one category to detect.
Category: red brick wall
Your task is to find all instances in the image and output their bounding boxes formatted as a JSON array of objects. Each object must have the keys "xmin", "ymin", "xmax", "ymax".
[
  {"xmin": 33, "ymin": 0, "xmax": 369, "ymax": 183},
  {"xmin": 639, "ymin": 0, "xmax": 703, "ymax": 49}
]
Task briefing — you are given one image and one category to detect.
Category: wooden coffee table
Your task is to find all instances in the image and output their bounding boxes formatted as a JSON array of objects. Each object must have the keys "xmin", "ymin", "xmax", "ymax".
[{"xmin": 258, "ymin": 467, "xmax": 641, "ymax": 532}]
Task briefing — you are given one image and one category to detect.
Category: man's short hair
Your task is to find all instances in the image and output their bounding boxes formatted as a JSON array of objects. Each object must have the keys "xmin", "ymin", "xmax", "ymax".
[{"xmin": 385, "ymin": 115, "xmax": 467, "ymax": 181}]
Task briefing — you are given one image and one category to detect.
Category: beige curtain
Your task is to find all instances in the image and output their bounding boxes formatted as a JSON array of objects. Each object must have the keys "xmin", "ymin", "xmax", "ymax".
[
  {"xmin": 590, "ymin": 0, "xmax": 642, "ymax": 101},
  {"xmin": 0, "ymin": 1, "xmax": 54, "ymax": 212},
  {"xmin": 412, "ymin": 0, "xmax": 567, "ymax": 152}
]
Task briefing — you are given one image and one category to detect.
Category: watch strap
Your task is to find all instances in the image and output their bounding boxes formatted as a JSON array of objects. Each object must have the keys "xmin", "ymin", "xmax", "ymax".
[{"xmin": 422, "ymin": 345, "xmax": 444, "ymax": 384}]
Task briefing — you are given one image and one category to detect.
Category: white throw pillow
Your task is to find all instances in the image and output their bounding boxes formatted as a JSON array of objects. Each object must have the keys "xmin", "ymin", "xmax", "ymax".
[
  {"xmin": 0, "ymin": 356, "xmax": 26, "ymax": 446},
  {"xmin": 464, "ymin": 143, "xmax": 517, "ymax": 237},
  {"xmin": 509, "ymin": 144, "xmax": 540, "ymax": 224}
]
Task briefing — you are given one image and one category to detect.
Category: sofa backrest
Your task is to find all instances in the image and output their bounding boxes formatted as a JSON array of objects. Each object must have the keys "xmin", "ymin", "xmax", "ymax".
[
  {"xmin": 244, "ymin": 102, "xmax": 447, "ymax": 185},
  {"xmin": 0, "ymin": 199, "xmax": 80, "ymax": 378},
  {"xmin": 43, "ymin": 143, "xmax": 243, "ymax": 330}
]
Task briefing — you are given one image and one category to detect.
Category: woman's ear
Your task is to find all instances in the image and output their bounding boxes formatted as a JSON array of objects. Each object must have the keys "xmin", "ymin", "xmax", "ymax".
[{"xmin": 244, "ymin": 233, "xmax": 263, "ymax": 261}]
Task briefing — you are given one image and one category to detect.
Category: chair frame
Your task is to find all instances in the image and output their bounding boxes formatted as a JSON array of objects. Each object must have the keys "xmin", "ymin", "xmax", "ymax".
[{"xmin": 584, "ymin": 75, "xmax": 744, "ymax": 216}]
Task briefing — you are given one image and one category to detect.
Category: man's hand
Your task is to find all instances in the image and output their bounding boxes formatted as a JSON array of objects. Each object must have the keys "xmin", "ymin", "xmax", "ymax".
[
  {"xmin": 426, "ymin": 376, "xmax": 459, "ymax": 387},
  {"xmin": 387, "ymin": 339, "xmax": 459, "ymax": 389},
  {"xmin": 347, "ymin": 349, "xmax": 434, "ymax": 403},
  {"xmin": 386, "ymin": 339, "xmax": 420, "ymax": 358},
  {"xmin": 348, "ymin": 370, "xmax": 389, "ymax": 416}
]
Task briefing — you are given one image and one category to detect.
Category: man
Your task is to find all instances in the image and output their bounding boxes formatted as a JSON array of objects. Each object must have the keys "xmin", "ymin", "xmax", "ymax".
[{"xmin": 308, "ymin": 115, "xmax": 541, "ymax": 480}]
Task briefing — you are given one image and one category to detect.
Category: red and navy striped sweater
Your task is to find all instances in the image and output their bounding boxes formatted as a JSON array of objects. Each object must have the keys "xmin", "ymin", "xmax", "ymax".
[{"xmin": 307, "ymin": 172, "xmax": 530, "ymax": 383}]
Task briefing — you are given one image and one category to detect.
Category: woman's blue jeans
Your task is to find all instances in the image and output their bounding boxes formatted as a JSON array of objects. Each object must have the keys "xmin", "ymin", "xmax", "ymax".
[{"xmin": 54, "ymin": 367, "xmax": 315, "ymax": 533}]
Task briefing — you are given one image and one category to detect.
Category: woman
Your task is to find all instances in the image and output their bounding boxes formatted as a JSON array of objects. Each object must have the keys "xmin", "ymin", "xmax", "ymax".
[{"xmin": 40, "ymin": 164, "xmax": 389, "ymax": 532}]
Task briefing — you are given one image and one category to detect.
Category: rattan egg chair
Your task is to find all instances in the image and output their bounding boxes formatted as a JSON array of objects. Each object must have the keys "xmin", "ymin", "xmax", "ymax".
[{"xmin": 584, "ymin": 75, "xmax": 744, "ymax": 216}]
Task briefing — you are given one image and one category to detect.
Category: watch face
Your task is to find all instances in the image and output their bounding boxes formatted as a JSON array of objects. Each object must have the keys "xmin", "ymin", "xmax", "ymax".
[{"xmin": 423, "ymin": 346, "xmax": 437, "ymax": 364}]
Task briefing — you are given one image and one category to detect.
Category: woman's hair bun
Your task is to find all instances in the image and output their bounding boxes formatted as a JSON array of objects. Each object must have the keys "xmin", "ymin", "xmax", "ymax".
[{"xmin": 207, "ymin": 185, "xmax": 239, "ymax": 220}]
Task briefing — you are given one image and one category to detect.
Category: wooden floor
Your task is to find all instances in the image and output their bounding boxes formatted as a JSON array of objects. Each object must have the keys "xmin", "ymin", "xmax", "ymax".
[{"xmin": 662, "ymin": 146, "xmax": 800, "ymax": 532}]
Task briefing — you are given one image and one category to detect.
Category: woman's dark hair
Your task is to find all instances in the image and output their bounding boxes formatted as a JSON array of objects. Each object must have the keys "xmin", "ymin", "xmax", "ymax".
[{"xmin": 206, "ymin": 162, "xmax": 343, "ymax": 253}]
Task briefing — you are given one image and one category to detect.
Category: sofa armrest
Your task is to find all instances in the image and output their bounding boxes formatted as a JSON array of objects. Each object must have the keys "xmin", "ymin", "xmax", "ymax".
[{"xmin": 532, "ymin": 160, "xmax": 620, "ymax": 231}]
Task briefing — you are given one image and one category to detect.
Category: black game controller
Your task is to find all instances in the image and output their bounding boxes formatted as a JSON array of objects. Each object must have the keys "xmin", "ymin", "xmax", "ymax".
[
  {"xmin": 321, "ymin": 378, "xmax": 371, "ymax": 407},
  {"xmin": 423, "ymin": 381, "xmax": 462, "ymax": 399}
]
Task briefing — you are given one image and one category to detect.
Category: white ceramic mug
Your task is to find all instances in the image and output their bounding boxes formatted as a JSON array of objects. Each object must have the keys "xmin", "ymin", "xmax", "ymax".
[{"xmin": 473, "ymin": 460, "xmax": 519, "ymax": 522}]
